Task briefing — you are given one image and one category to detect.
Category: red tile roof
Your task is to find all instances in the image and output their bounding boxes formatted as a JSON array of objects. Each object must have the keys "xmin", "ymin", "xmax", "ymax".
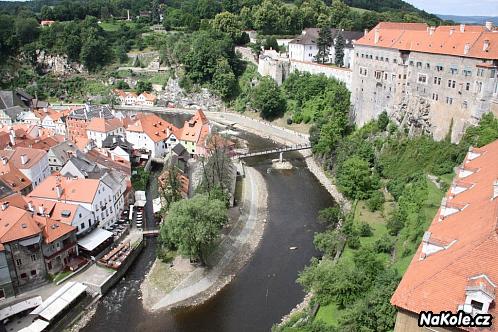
[
  {"xmin": 86, "ymin": 117, "xmax": 123, "ymax": 133},
  {"xmin": 356, "ymin": 22, "xmax": 498, "ymax": 60},
  {"xmin": 28, "ymin": 175, "xmax": 100, "ymax": 204},
  {"xmin": 391, "ymin": 139, "xmax": 498, "ymax": 329},
  {"xmin": 126, "ymin": 113, "xmax": 179, "ymax": 143}
]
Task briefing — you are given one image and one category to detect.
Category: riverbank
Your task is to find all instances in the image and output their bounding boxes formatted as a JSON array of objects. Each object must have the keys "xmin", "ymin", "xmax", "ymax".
[
  {"xmin": 141, "ymin": 165, "xmax": 268, "ymax": 311},
  {"xmin": 207, "ymin": 111, "xmax": 351, "ymax": 212}
]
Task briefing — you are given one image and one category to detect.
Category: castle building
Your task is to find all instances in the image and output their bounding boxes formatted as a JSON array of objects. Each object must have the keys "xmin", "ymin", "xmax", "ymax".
[{"xmin": 352, "ymin": 22, "xmax": 498, "ymax": 142}]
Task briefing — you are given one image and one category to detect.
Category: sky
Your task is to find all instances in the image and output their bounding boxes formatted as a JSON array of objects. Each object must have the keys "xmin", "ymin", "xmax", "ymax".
[{"xmin": 406, "ymin": 0, "xmax": 498, "ymax": 17}]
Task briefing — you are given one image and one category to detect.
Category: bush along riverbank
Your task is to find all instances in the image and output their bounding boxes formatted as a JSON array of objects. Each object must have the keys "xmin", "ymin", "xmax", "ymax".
[{"xmin": 273, "ymin": 113, "xmax": 498, "ymax": 332}]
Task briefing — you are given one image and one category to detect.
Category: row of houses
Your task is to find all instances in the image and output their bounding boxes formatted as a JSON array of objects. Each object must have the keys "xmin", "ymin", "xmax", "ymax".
[{"xmin": 112, "ymin": 89, "xmax": 157, "ymax": 106}]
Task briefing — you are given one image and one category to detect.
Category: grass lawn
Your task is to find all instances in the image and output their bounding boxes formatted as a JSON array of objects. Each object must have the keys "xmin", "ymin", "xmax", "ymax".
[{"xmin": 99, "ymin": 21, "xmax": 137, "ymax": 32}]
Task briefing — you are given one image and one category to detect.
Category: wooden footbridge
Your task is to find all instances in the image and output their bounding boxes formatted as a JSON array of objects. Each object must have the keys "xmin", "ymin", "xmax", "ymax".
[{"xmin": 233, "ymin": 143, "xmax": 312, "ymax": 160}]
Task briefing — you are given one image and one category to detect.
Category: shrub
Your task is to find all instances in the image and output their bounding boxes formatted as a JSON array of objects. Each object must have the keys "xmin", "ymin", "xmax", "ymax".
[
  {"xmin": 366, "ymin": 191, "xmax": 385, "ymax": 212},
  {"xmin": 358, "ymin": 222, "xmax": 373, "ymax": 237},
  {"xmin": 347, "ymin": 234, "xmax": 361, "ymax": 249},
  {"xmin": 374, "ymin": 234, "xmax": 395, "ymax": 254}
]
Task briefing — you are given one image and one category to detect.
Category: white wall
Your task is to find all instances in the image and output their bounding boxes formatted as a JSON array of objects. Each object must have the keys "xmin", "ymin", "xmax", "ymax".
[{"xmin": 290, "ymin": 61, "xmax": 352, "ymax": 90}]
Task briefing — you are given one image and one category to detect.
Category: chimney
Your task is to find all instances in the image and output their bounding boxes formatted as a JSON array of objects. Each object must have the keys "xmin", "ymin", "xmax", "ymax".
[
  {"xmin": 1, "ymin": 202, "xmax": 8, "ymax": 211},
  {"xmin": 38, "ymin": 205, "xmax": 44, "ymax": 216},
  {"xmin": 27, "ymin": 201, "xmax": 34, "ymax": 212},
  {"xmin": 429, "ymin": 26, "xmax": 435, "ymax": 35},
  {"xmin": 460, "ymin": 24, "xmax": 465, "ymax": 32},
  {"xmin": 449, "ymin": 27, "xmax": 455, "ymax": 35},
  {"xmin": 20, "ymin": 154, "xmax": 28, "ymax": 165},
  {"xmin": 374, "ymin": 27, "xmax": 380, "ymax": 44},
  {"xmin": 55, "ymin": 185, "xmax": 62, "ymax": 199},
  {"xmin": 364, "ymin": 28, "xmax": 368, "ymax": 36},
  {"xmin": 485, "ymin": 21, "xmax": 493, "ymax": 31},
  {"xmin": 464, "ymin": 43, "xmax": 470, "ymax": 55},
  {"xmin": 493, "ymin": 180, "xmax": 498, "ymax": 200},
  {"xmin": 1, "ymin": 157, "xmax": 7, "ymax": 165},
  {"xmin": 43, "ymin": 107, "xmax": 48, "ymax": 113},
  {"xmin": 483, "ymin": 40, "xmax": 490, "ymax": 52}
]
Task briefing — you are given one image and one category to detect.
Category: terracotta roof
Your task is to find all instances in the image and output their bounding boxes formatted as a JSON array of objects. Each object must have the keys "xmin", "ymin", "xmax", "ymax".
[
  {"xmin": 391, "ymin": 139, "xmax": 498, "ymax": 329},
  {"xmin": 180, "ymin": 110, "xmax": 210, "ymax": 143},
  {"xmin": 84, "ymin": 149, "xmax": 131, "ymax": 176},
  {"xmin": 0, "ymin": 169, "xmax": 32, "ymax": 193},
  {"xmin": 0, "ymin": 204, "xmax": 41, "ymax": 244},
  {"xmin": 126, "ymin": 113, "xmax": 179, "ymax": 143},
  {"xmin": 356, "ymin": 22, "xmax": 498, "ymax": 60},
  {"xmin": 140, "ymin": 92, "xmax": 157, "ymax": 101},
  {"xmin": 0, "ymin": 147, "xmax": 47, "ymax": 170},
  {"xmin": 35, "ymin": 215, "xmax": 75, "ymax": 244},
  {"xmin": 28, "ymin": 175, "xmax": 100, "ymax": 204},
  {"xmin": 86, "ymin": 117, "xmax": 123, "ymax": 133}
]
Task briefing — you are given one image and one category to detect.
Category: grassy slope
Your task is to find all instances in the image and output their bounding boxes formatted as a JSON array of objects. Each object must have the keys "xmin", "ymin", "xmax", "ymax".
[{"xmin": 315, "ymin": 176, "xmax": 447, "ymax": 326}]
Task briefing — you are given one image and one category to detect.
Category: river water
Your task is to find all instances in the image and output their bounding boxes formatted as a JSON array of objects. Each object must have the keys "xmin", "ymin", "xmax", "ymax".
[{"xmin": 82, "ymin": 120, "xmax": 335, "ymax": 332}]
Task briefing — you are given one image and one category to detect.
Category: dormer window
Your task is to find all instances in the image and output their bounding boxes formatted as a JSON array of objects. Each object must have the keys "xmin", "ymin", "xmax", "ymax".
[
  {"xmin": 420, "ymin": 231, "xmax": 456, "ymax": 259},
  {"xmin": 439, "ymin": 197, "xmax": 468, "ymax": 219},
  {"xmin": 458, "ymin": 167, "xmax": 478, "ymax": 179},
  {"xmin": 466, "ymin": 146, "xmax": 481, "ymax": 162},
  {"xmin": 450, "ymin": 181, "xmax": 473, "ymax": 196},
  {"xmin": 459, "ymin": 274, "xmax": 496, "ymax": 316}
]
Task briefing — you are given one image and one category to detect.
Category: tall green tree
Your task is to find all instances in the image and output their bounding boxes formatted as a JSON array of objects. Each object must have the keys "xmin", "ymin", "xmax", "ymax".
[
  {"xmin": 252, "ymin": 77, "xmax": 286, "ymax": 120},
  {"xmin": 334, "ymin": 33, "xmax": 345, "ymax": 67},
  {"xmin": 211, "ymin": 58, "xmax": 237, "ymax": 100},
  {"xmin": 212, "ymin": 11, "xmax": 243, "ymax": 42},
  {"xmin": 315, "ymin": 25, "xmax": 332, "ymax": 64},
  {"xmin": 159, "ymin": 194, "xmax": 227, "ymax": 265}
]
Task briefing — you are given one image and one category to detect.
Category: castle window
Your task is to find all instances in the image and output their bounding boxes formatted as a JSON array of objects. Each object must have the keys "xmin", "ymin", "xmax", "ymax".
[
  {"xmin": 463, "ymin": 69, "xmax": 472, "ymax": 77},
  {"xmin": 418, "ymin": 73, "xmax": 428, "ymax": 84},
  {"xmin": 463, "ymin": 101, "xmax": 468, "ymax": 108},
  {"xmin": 466, "ymin": 83, "xmax": 470, "ymax": 91},
  {"xmin": 409, "ymin": 60, "xmax": 414, "ymax": 66},
  {"xmin": 450, "ymin": 67, "xmax": 458, "ymax": 75},
  {"xmin": 432, "ymin": 93, "xmax": 438, "ymax": 101},
  {"xmin": 436, "ymin": 65, "xmax": 443, "ymax": 72},
  {"xmin": 446, "ymin": 97, "xmax": 453, "ymax": 105},
  {"xmin": 426, "ymin": 63, "xmax": 431, "ymax": 69},
  {"xmin": 416, "ymin": 61, "xmax": 422, "ymax": 68}
]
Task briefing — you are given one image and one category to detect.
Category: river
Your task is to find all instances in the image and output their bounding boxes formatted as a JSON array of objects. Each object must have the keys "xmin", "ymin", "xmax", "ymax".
[{"xmin": 82, "ymin": 119, "xmax": 334, "ymax": 332}]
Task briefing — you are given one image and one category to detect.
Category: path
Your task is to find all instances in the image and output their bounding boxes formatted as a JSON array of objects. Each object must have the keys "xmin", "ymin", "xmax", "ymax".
[{"xmin": 150, "ymin": 166, "xmax": 267, "ymax": 311}]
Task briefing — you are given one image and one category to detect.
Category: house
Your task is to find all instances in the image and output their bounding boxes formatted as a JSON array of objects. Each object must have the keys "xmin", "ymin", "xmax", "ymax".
[
  {"xmin": 18, "ymin": 110, "xmax": 41, "ymax": 125},
  {"xmin": 288, "ymin": 28, "xmax": 363, "ymax": 68},
  {"xmin": 60, "ymin": 153, "xmax": 105, "ymax": 179},
  {"xmin": 179, "ymin": 110, "xmax": 211, "ymax": 156},
  {"xmin": 0, "ymin": 90, "xmax": 33, "ymax": 126},
  {"xmin": 112, "ymin": 89, "xmax": 128, "ymax": 106},
  {"xmin": 351, "ymin": 21, "xmax": 498, "ymax": 142},
  {"xmin": 86, "ymin": 117, "xmax": 125, "ymax": 148},
  {"xmin": 100, "ymin": 171, "xmax": 127, "ymax": 221},
  {"xmin": 40, "ymin": 20, "xmax": 55, "ymax": 26},
  {"xmin": 0, "ymin": 168, "xmax": 32, "ymax": 196},
  {"xmin": 137, "ymin": 92, "xmax": 157, "ymax": 106},
  {"xmin": 38, "ymin": 108, "xmax": 70, "ymax": 136},
  {"xmin": 0, "ymin": 201, "xmax": 46, "ymax": 293},
  {"xmin": 28, "ymin": 198, "xmax": 95, "ymax": 238},
  {"xmin": 66, "ymin": 104, "xmax": 114, "ymax": 141},
  {"xmin": 0, "ymin": 147, "xmax": 50, "ymax": 188},
  {"xmin": 391, "ymin": 139, "xmax": 498, "ymax": 331},
  {"xmin": 28, "ymin": 175, "xmax": 117, "ymax": 228},
  {"xmin": 125, "ymin": 113, "xmax": 180, "ymax": 158},
  {"xmin": 125, "ymin": 92, "xmax": 138, "ymax": 106},
  {"xmin": 47, "ymin": 141, "xmax": 80, "ymax": 172},
  {"xmin": 101, "ymin": 135, "xmax": 133, "ymax": 155}
]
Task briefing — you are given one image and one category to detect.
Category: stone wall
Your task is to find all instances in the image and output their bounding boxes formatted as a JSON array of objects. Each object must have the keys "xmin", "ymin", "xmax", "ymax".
[
  {"xmin": 289, "ymin": 60, "xmax": 352, "ymax": 90},
  {"xmin": 36, "ymin": 50, "xmax": 85, "ymax": 75}
]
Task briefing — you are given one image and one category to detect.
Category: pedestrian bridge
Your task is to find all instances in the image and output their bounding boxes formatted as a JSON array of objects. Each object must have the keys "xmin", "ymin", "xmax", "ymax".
[
  {"xmin": 143, "ymin": 229, "xmax": 160, "ymax": 237},
  {"xmin": 233, "ymin": 143, "xmax": 312, "ymax": 160}
]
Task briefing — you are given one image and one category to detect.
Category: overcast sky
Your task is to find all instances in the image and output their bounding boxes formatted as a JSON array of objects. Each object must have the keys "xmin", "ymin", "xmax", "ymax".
[{"xmin": 406, "ymin": 0, "xmax": 498, "ymax": 16}]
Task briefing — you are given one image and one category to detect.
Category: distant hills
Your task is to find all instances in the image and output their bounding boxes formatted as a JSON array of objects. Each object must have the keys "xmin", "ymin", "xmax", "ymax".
[{"xmin": 437, "ymin": 14, "xmax": 498, "ymax": 25}]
